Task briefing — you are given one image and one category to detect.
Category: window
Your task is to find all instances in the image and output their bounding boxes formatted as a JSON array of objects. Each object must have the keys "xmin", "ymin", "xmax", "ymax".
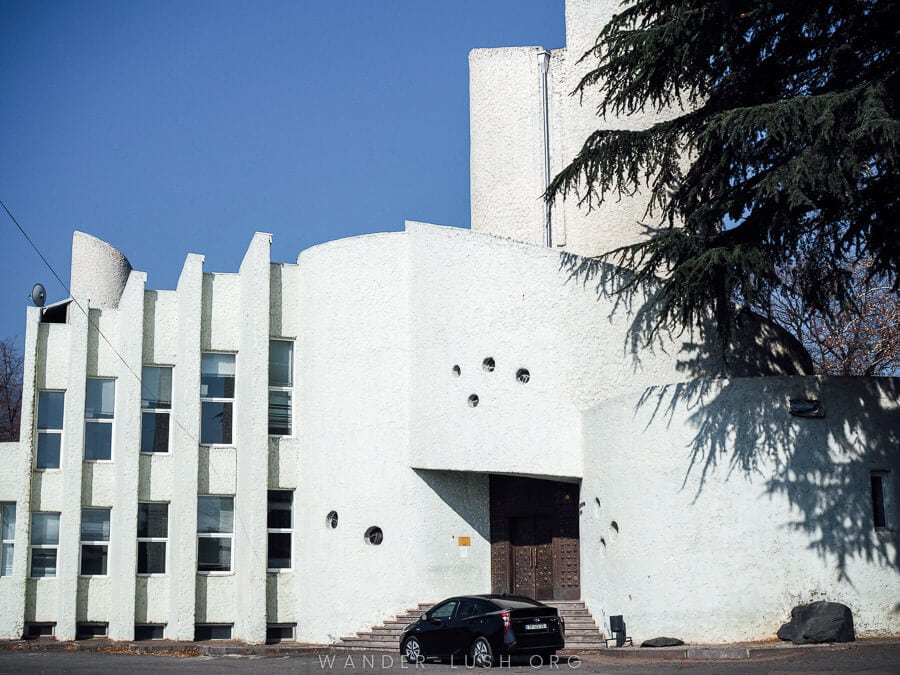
[
  {"xmin": 268, "ymin": 340, "xmax": 293, "ymax": 436},
  {"xmin": 80, "ymin": 508, "xmax": 110, "ymax": 576},
  {"xmin": 76, "ymin": 622, "xmax": 107, "ymax": 639},
  {"xmin": 266, "ymin": 623, "xmax": 296, "ymax": 644},
  {"xmin": 24, "ymin": 623, "xmax": 55, "ymax": 639},
  {"xmin": 36, "ymin": 391, "xmax": 64, "ymax": 469},
  {"xmin": 200, "ymin": 354, "xmax": 235, "ymax": 444},
  {"xmin": 429, "ymin": 600, "xmax": 458, "ymax": 621},
  {"xmin": 134, "ymin": 624, "xmax": 165, "ymax": 640},
  {"xmin": 30, "ymin": 513, "xmax": 59, "ymax": 578},
  {"xmin": 197, "ymin": 496, "xmax": 233, "ymax": 572},
  {"xmin": 267, "ymin": 490, "xmax": 292, "ymax": 570},
  {"xmin": 137, "ymin": 502, "xmax": 168, "ymax": 574},
  {"xmin": 141, "ymin": 366, "xmax": 172, "ymax": 453},
  {"xmin": 872, "ymin": 471, "xmax": 891, "ymax": 529},
  {"xmin": 194, "ymin": 624, "xmax": 232, "ymax": 640},
  {"xmin": 84, "ymin": 378, "xmax": 115, "ymax": 460},
  {"xmin": 1, "ymin": 503, "xmax": 15, "ymax": 576}
]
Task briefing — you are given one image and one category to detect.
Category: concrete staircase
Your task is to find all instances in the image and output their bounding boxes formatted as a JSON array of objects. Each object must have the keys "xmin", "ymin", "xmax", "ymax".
[{"xmin": 335, "ymin": 600, "xmax": 606, "ymax": 652}]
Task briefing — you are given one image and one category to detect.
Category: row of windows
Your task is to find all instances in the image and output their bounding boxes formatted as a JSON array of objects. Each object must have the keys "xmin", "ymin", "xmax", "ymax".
[
  {"xmin": 25, "ymin": 622, "xmax": 296, "ymax": 643},
  {"xmin": 36, "ymin": 342, "xmax": 294, "ymax": 469},
  {"xmin": 4, "ymin": 491, "xmax": 292, "ymax": 578}
]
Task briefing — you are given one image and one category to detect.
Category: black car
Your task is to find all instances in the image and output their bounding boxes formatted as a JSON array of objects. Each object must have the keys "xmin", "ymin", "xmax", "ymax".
[{"xmin": 400, "ymin": 594, "xmax": 565, "ymax": 667}]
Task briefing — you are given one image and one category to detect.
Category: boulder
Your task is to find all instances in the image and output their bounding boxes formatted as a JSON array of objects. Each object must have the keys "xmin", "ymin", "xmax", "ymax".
[
  {"xmin": 777, "ymin": 601, "xmax": 855, "ymax": 644},
  {"xmin": 641, "ymin": 637, "xmax": 684, "ymax": 648}
]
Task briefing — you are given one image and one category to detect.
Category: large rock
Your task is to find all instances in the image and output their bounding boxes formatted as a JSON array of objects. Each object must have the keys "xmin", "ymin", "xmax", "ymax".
[
  {"xmin": 777, "ymin": 602, "xmax": 855, "ymax": 644},
  {"xmin": 641, "ymin": 637, "xmax": 684, "ymax": 647}
]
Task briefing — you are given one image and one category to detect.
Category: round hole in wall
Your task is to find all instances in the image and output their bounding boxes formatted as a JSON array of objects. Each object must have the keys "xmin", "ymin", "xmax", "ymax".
[
  {"xmin": 326, "ymin": 511, "xmax": 338, "ymax": 529},
  {"xmin": 365, "ymin": 526, "xmax": 383, "ymax": 546},
  {"xmin": 482, "ymin": 357, "xmax": 495, "ymax": 372},
  {"xmin": 516, "ymin": 368, "xmax": 530, "ymax": 383},
  {"xmin": 468, "ymin": 394, "xmax": 479, "ymax": 408},
  {"xmin": 452, "ymin": 365, "xmax": 461, "ymax": 377},
  {"xmin": 611, "ymin": 520, "xmax": 619, "ymax": 533}
]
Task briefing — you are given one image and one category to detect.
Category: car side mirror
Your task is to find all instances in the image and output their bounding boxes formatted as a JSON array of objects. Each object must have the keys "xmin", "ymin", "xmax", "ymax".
[{"xmin": 420, "ymin": 614, "xmax": 428, "ymax": 622}]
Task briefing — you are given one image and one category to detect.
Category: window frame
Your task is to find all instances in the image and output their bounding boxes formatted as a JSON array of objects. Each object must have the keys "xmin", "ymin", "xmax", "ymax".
[
  {"xmin": 137, "ymin": 502, "xmax": 168, "ymax": 576},
  {"xmin": 84, "ymin": 377, "xmax": 115, "ymax": 462},
  {"xmin": 1, "ymin": 502, "xmax": 15, "ymax": 576},
  {"xmin": 267, "ymin": 490, "xmax": 293, "ymax": 572},
  {"xmin": 140, "ymin": 365, "xmax": 173, "ymax": 454},
  {"xmin": 80, "ymin": 507, "xmax": 111, "ymax": 577},
  {"xmin": 200, "ymin": 353, "xmax": 236, "ymax": 446},
  {"xmin": 197, "ymin": 495, "xmax": 234, "ymax": 574},
  {"xmin": 35, "ymin": 390, "xmax": 65, "ymax": 470},
  {"xmin": 268, "ymin": 339, "xmax": 294, "ymax": 437},
  {"xmin": 29, "ymin": 512, "xmax": 60, "ymax": 578},
  {"xmin": 871, "ymin": 470, "xmax": 892, "ymax": 531}
]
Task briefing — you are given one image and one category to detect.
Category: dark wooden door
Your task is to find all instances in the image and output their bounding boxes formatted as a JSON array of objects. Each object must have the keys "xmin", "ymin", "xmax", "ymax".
[{"xmin": 510, "ymin": 516, "xmax": 554, "ymax": 599}]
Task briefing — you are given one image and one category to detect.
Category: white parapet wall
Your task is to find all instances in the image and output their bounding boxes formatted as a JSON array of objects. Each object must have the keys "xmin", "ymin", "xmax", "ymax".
[{"xmin": 581, "ymin": 376, "xmax": 900, "ymax": 643}]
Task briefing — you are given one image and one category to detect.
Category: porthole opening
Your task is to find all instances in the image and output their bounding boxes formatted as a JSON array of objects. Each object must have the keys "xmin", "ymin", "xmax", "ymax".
[
  {"xmin": 516, "ymin": 368, "xmax": 530, "ymax": 383},
  {"xmin": 365, "ymin": 526, "xmax": 383, "ymax": 545},
  {"xmin": 482, "ymin": 357, "xmax": 495, "ymax": 372},
  {"xmin": 452, "ymin": 365, "xmax": 461, "ymax": 377},
  {"xmin": 326, "ymin": 511, "xmax": 339, "ymax": 529},
  {"xmin": 468, "ymin": 394, "xmax": 479, "ymax": 407}
]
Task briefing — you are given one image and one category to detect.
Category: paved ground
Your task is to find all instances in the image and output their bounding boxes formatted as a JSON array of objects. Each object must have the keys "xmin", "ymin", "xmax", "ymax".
[{"xmin": 1, "ymin": 641, "xmax": 899, "ymax": 674}]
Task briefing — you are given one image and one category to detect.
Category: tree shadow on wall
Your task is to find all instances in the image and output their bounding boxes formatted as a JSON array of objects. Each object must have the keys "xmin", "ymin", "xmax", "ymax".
[{"xmin": 560, "ymin": 251, "xmax": 899, "ymax": 582}]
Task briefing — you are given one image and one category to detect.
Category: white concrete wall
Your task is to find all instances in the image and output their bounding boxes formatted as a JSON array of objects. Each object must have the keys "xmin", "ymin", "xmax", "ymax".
[
  {"xmin": 470, "ymin": 0, "xmax": 682, "ymax": 257},
  {"xmin": 581, "ymin": 376, "xmax": 900, "ymax": 643},
  {"xmin": 294, "ymin": 232, "xmax": 490, "ymax": 644}
]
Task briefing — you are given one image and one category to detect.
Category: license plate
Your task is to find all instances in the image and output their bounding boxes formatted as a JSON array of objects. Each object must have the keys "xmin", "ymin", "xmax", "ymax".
[{"xmin": 524, "ymin": 623, "xmax": 548, "ymax": 631}]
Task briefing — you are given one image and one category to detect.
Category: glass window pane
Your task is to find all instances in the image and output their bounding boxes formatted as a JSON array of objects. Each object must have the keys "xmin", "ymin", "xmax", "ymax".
[
  {"xmin": 85, "ymin": 379, "xmax": 115, "ymax": 419},
  {"xmin": 197, "ymin": 497, "xmax": 233, "ymax": 533},
  {"xmin": 81, "ymin": 509, "xmax": 110, "ymax": 541},
  {"xmin": 138, "ymin": 503, "xmax": 168, "ymax": 538},
  {"xmin": 269, "ymin": 341, "xmax": 293, "ymax": 387},
  {"xmin": 268, "ymin": 391, "xmax": 292, "ymax": 436},
  {"xmin": 2, "ymin": 503, "xmax": 16, "ymax": 539},
  {"xmin": 200, "ymin": 402, "xmax": 232, "ymax": 444},
  {"xmin": 81, "ymin": 544, "xmax": 108, "ymax": 575},
  {"xmin": 84, "ymin": 422, "xmax": 112, "ymax": 460},
  {"xmin": 138, "ymin": 542, "xmax": 166, "ymax": 574},
  {"xmin": 141, "ymin": 366, "xmax": 172, "ymax": 409},
  {"xmin": 36, "ymin": 433, "xmax": 61, "ymax": 469},
  {"xmin": 200, "ymin": 354, "xmax": 235, "ymax": 398},
  {"xmin": 197, "ymin": 538, "xmax": 231, "ymax": 572},
  {"xmin": 267, "ymin": 533, "xmax": 291, "ymax": 569},
  {"xmin": 1, "ymin": 542, "xmax": 13, "ymax": 575},
  {"xmin": 31, "ymin": 514, "xmax": 59, "ymax": 545},
  {"xmin": 141, "ymin": 412, "xmax": 170, "ymax": 453},
  {"xmin": 30, "ymin": 548, "xmax": 57, "ymax": 577},
  {"xmin": 37, "ymin": 391, "xmax": 64, "ymax": 429},
  {"xmin": 267, "ymin": 491, "xmax": 292, "ymax": 529}
]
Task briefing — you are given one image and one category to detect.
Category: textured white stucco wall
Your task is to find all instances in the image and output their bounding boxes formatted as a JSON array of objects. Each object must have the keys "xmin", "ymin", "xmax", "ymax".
[{"xmin": 581, "ymin": 376, "xmax": 900, "ymax": 643}]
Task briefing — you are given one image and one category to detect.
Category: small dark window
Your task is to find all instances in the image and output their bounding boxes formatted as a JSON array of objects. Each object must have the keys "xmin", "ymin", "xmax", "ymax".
[
  {"xmin": 482, "ymin": 357, "xmax": 495, "ymax": 372},
  {"xmin": 326, "ymin": 511, "xmax": 339, "ymax": 529},
  {"xmin": 516, "ymin": 368, "xmax": 530, "ymax": 383},
  {"xmin": 24, "ymin": 623, "xmax": 55, "ymax": 639},
  {"xmin": 76, "ymin": 622, "xmax": 108, "ymax": 639},
  {"xmin": 365, "ymin": 526, "xmax": 383, "ymax": 545},
  {"xmin": 266, "ymin": 623, "xmax": 296, "ymax": 644},
  {"xmin": 452, "ymin": 365, "xmax": 461, "ymax": 377},
  {"xmin": 134, "ymin": 624, "xmax": 165, "ymax": 641},
  {"xmin": 194, "ymin": 624, "xmax": 232, "ymax": 641},
  {"xmin": 872, "ymin": 472, "xmax": 888, "ymax": 529},
  {"xmin": 468, "ymin": 394, "xmax": 479, "ymax": 408}
]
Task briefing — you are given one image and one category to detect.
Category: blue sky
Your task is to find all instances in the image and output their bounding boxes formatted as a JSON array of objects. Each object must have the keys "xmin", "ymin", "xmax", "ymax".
[{"xmin": 0, "ymin": 0, "xmax": 565, "ymax": 349}]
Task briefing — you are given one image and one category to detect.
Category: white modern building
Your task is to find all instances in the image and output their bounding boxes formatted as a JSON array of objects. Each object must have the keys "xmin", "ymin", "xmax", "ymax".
[{"xmin": 1, "ymin": 0, "xmax": 897, "ymax": 646}]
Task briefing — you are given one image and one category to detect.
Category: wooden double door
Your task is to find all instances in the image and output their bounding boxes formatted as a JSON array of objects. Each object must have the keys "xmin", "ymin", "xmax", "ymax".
[{"xmin": 490, "ymin": 475, "xmax": 580, "ymax": 601}]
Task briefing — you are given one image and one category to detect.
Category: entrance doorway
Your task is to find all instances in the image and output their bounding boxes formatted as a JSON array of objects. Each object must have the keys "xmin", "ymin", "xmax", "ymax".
[{"xmin": 490, "ymin": 475, "xmax": 580, "ymax": 601}]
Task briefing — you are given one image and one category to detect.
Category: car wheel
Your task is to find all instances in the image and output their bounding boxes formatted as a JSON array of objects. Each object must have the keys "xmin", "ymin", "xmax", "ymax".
[
  {"xmin": 470, "ymin": 636, "xmax": 494, "ymax": 668},
  {"xmin": 402, "ymin": 636, "xmax": 423, "ymax": 664}
]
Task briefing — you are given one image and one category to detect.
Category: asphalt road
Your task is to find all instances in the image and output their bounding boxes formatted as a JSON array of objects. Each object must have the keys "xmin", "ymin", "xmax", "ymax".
[{"xmin": 1, "ymin": 645, "xmax": 899, "ymax": 675}]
